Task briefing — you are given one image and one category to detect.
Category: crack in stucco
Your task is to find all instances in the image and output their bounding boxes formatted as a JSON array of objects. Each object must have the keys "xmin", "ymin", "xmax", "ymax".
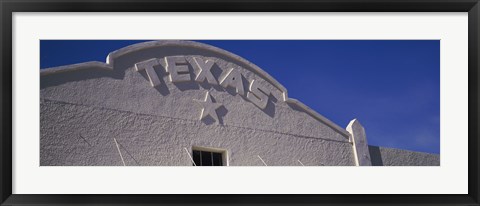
[{"xmin": 42, "ymin": 98, "xmax": 351, "ymax": 145}]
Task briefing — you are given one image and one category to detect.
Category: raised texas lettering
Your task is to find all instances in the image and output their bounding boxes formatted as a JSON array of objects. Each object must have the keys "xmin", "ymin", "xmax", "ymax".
[
  {"xmin": 135, "ymin": 58, "xmax": 162, "ymax": 87},
  {"xmin": 165, "ymin": 56, "xmax": 191, "ymax": 83},
  {"xmin": 219, "ymin": 68, "xmax": 245, "ymax": 96},
  {"xmin": 247, "ymin": 79, "xmax": 271, "ymax": 109},
  {"xmin": 190, "ymin": 57, "xmax": 217, "ymax": 85},
  {"xmin": 135, "ymin": 56, "xmax": 274, "ymax": 110}
]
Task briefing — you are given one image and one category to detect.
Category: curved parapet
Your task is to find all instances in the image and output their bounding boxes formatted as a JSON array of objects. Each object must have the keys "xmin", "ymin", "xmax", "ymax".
[
  {"xmin": 105, "ymin": 40, "xmax": 289, "ymax": 101},
  {"xmin": 41, "ymin": 40, "xmax": 350, "ymax": 140}
]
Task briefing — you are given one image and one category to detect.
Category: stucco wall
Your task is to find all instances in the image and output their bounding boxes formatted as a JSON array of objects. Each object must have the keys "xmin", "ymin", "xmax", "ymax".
[
  {"xmin": 40, "ymin": 99, "xmax": 354, "ymax": 166},
  {"xmin": 40, "ymin": 41, "xmax": 355, "ymax": 166},
  {"xmin": 368, "ymin": 146, "xmax": 440, "ymax": 166}
]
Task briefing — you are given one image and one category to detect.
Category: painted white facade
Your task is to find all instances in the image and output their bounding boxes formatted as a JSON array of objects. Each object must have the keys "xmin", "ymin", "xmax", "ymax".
[{"xmin": 40, "ymin": 41, "xmax": 439, "ymax": 166}]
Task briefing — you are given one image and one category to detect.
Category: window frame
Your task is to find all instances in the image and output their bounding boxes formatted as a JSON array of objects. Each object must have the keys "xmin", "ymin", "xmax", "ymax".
[{"xmin": 192, "ymin": 146, "xmax": 229, "ymax": 166}]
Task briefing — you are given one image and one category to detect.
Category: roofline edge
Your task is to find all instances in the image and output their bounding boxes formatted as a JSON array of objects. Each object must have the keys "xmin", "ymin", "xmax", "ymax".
[
  {"xmin": 40, "ymin": 61, "xmax": 112, "ymax": 76},
  {"xmin": 41, "ymin": 40, "xmax": 350, "ymax": 139}
]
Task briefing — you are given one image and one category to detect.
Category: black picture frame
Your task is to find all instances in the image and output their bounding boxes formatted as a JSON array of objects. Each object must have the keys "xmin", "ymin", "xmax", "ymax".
[{"xmin": 1, "ymin": 0, "xmax": 479, "ymax": 205}]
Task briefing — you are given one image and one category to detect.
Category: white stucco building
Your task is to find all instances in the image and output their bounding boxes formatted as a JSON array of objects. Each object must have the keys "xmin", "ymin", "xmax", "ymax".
[{"xmin": 40, "ymin": 41, "xmax": 439, "ymax": 166}]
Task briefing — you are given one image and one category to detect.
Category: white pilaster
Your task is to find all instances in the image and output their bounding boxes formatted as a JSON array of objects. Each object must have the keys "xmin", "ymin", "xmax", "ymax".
[{"xmin": 346, "ymin": 119, "xmax": 372, "ymax": 166}]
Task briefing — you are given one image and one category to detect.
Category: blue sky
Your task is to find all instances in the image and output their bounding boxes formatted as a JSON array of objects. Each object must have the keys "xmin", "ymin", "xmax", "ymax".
[{"xmin": 40, "ymin": 40, "xmax": 440, "ymax": 154}]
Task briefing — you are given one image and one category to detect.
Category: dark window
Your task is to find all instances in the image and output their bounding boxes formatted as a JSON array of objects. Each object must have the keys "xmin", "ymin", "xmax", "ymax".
[
  {"xmin": 192, "ymin": 150, "xmax": 223, "ymax": 166},
  {"xmin": 212, "ymin": 152, "xmax": 222, "ymax": 166},
  {"xmin": 192, "ymin": 150, "xmax": 201, "ymax": 166}
]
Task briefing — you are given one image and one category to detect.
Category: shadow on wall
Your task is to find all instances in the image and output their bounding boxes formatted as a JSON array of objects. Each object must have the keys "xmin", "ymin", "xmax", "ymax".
[
  {"xmin": 368, "ymin": 145, "xmax": 384, "ymax": 166},
  {"xmin": 134, "ymin": 55, "xmax": 277, "ymax": 119}
]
